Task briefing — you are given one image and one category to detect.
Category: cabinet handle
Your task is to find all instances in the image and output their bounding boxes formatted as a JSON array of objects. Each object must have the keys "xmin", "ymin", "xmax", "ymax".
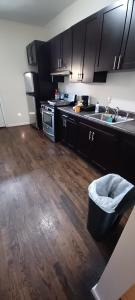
[
  {"xmin": 92, "ymin": 132, "xmax": 95, "ymax": 142},
  {"xmin": 78, "ymin": 73, "xmax": 82, "ymax": 81},
  {"xmin": 63, "ymin": 119, "xmax": 67, "ymax": 128},
  {"xmin": 69, "ymin": 118, "xmax": 74, "ymax": 122},
  {"xmin": 117, "ymin": 55, "xmax": 122, "ymax": 70},
  {"xmin": 59, "ymin": 58, "xmax": 62, "ymax": 68},
  {"xmin": 58, "ymin": 59, "xmax": 60, "ymax": 69},
  {"xmin": 89, "ymin": 131, "xmax": 92, "ymax": 141},
  {"xmin": 113, "ymin": 56, "xmax": 117, "ymax": 70}
]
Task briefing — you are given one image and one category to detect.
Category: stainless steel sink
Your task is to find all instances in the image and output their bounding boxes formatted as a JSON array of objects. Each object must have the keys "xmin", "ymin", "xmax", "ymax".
[{"xmin": 84, "ymin": 113, "xmax": 134, "ymax": 124}]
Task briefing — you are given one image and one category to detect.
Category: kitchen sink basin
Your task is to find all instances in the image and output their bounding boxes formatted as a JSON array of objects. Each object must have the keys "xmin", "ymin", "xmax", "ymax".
[{"xmin": 84, "ymin": 113, "xmax": 134, "ymax": 124}]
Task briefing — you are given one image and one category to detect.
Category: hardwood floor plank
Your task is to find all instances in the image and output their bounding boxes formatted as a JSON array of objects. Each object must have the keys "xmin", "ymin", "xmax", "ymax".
[{"xmin": 0, "ymin": 126, "xmax": 119, "ymax": 300}]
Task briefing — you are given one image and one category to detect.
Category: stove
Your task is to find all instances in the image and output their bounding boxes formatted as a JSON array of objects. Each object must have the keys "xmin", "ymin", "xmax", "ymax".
[{"xmin": 41, "ymin": 100, "xmax": 70, "ymax": 142}]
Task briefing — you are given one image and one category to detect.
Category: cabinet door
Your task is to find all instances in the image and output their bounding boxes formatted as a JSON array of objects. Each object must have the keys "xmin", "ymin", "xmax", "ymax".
[
  {"xmin": 91, "ymin": 127, "xmax": 118, "ymax": 172},
  {"xmin": 119, "ymin": 138, "xmax": 135, "ymax": 184},
  {"xmin": 71, "ymin": 21, "xmax": 85, "ymax": 81},
  {"xmin": 121, "ymin": 0, "xmax": 135, "ymax": 69},
  {"xmin": 66, "ymin": 118, "xmax": 77, "ymax": 150},
  {"xmin": 96, "ymin": 1, "xmax": 128, "ymax": 72},
  {"xmin": 83, "ymin": 14, "xmax": 99, "ymax": 83},
  {"xmin": 50, "ymin": 35, "xmax": 61, "ymax": 71},
  {"xmin": 61, "ymin": 115, "xmax": 67, "ymax": 144},
  {"xmin": 77, "ymin": 122, "xmax": 94, "ymax": 159},
  {"xmin": 60, "ymin": 115, "xmax": 77, "ymax": 149},
  {"xmin": 61, "ymin": 28, "xmax": 72, "ymax": 71},
  {"xmin": 27, "ymin": 42, "xmax": 37, "ymax": 65}
]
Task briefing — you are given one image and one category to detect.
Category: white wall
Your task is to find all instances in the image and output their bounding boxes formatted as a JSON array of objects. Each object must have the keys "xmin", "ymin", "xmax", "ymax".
[
  {"xmin": 43, "ymin": 0, "xmax": 135, "ymax": 112},
  {"xmin": 0, "ymin": 20, "xmax": 42, "ymax": 127},
  {"xmin": 59, "ymin": 72, "xmax": 135, "ymax": 112},
  {"xmin": 92, "ymin": 206, "xmax": 135, "ymax": 300}
]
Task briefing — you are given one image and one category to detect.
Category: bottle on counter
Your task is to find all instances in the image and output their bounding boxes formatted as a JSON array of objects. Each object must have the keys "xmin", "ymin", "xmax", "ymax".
[
  {"xmin": 95, "ymin": 102, "xmax": 100, "ymax": 113},
  {"xmin": 54, "ymin": 89, "xmax": 60, "ymax": 100}
]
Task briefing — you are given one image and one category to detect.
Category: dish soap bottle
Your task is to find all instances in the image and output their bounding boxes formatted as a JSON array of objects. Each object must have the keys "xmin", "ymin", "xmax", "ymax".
[
  {"xmin": 95, "ymin": 102, "xmax": 99, "ymax": 113},
  {"xmin": 55, "ymin": 89, "xmax": 60, "ymax": 100}
]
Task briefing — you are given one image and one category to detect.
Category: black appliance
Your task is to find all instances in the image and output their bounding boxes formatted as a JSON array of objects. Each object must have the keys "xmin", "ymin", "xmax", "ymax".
[
  {"xmin": 24, "ymin": 72, "xmax": 41, "ymax": 129},
  {"xmin": 25, "ymin": 40, "xmax": 58, "ymax": 130}
]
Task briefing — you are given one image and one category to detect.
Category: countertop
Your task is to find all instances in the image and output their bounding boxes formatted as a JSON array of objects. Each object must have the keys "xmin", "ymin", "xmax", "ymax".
[{"xmin": 58, "ymin": 106, "xmax": 135, "ymax": 136}]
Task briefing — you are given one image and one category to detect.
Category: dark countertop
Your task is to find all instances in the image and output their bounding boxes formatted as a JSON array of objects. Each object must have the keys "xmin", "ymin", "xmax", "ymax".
[
  {"xmin": 58, "ymin": 106, "xmax": 94, "ymax": 117},
  {"xmin": 113, "ymin": 119, "xmax": 135, "ymax": 135},
  {"xmin": 58, "ymin": 106, "xmax": 135, "ymax": 136}
]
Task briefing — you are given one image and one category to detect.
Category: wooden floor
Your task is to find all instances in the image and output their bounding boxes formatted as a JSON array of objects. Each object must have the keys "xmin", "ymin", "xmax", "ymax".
[{"xmin": 0, "ymin": 125, "xmax": 122, "ymax": 300}]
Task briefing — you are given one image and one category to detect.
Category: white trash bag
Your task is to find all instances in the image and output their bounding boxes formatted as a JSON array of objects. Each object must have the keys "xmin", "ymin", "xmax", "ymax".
[{"xmin": 88, "ymin": 174, "xmax": 133, "ymax": 214}]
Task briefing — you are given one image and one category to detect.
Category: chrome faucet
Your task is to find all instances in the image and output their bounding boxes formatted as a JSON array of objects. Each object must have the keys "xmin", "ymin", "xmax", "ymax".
[
  {"xmin": 105, "ymin": 106, "xmax": 109, "ymax": 114},
  {"xmin": 115, "ymin": 107, "xmax": 119, "ymax": 116},
  {"xmin": 111, "ymin": 107, "xmax": 119, "ymax": 118}
]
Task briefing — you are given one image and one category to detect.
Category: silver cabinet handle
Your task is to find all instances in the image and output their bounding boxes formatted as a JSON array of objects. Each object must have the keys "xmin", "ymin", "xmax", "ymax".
[
  {"xmin": 58, "ymin": 59, "xmax": 60, "ymax": 68},
  {"xmin": 92, "ymin": 132, "xmax": 95, "ymax": 142},
  {"xmin": 113, "ymin": 56, "xmax": 117, "ymax": 70},
  {"xmin": 68, "ymin": 118, "xmax": 74, "ymax": 122},
  {"xmin": 89, "ymin": 131, "xmax": 92, "ymax": 141},
  {"xmin": 59, "ymin": 58, "xmax": 62, "ymax": 68},
  {"xmin": 78, "ymin": 73, "xmax": 82, "ymax": 81},
  {"xmin": 117, "ymin": 55, "xmax": 122, "ymax": 70},
  {"xmin": 63, "ymin": 119, "xmax": 67, "ymax": 128}
]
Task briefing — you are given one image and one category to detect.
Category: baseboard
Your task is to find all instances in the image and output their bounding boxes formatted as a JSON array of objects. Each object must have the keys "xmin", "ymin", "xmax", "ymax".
[
  {"xmin": 91, "ymin": 284, "xmax": 101, "ymax": 300},
  {"xmin": 6, "ymin": 122, "xmax": 30, "ymax": 127}
]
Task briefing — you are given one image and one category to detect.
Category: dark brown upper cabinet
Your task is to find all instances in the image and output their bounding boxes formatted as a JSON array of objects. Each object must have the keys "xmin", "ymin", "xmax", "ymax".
[
  {"xmin": 82, "ymin": 14, "xmax": 107, "ymax": 83},
  {"xmin": 50, "ymin": 35, "xmax": 61, "ymax": 71},
  {"xmin": 61, "ymin": 29, "xmax": 72, "ymax": 71},
  {"xmin": 95, "ymin": 0, "xmax": 129, "ymax": 72},
  {"xmin": 50, "ymin": 29, "xmax": 72, "ymax": 72},
  {"xmin": 120, "ymin": 0, "xmax": 135, "ymax": 69},
  {"xmin": 71, "ymin": 20, "xmax": 86, "ymax": 82},
  {"xmin": 82, "ymin": 14, "xmax": 99, "ymax": 82}
]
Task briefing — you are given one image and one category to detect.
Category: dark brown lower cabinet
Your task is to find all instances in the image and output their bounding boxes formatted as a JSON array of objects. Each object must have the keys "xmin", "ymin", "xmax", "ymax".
[
  {"xmin": 58, "ymin": 111, "xmax": 135, "ymax": 184},
  {"xmin": 91, "ymin": 127, "xmax": 118, "ymax": 171},
  {"xmin": 77, "ymin": 122, "xmax": 94, "ymax": 159},
  {"xmin": 118, "ymin": 137, "xmax": 135, "ymax": 184},
  {"xmin": 77, "ymin": 121, "xmax": 118, "ymax": 172},
  {"xmin": 61, "ymin": 114, "xmax": 77, "ymax": 149}
]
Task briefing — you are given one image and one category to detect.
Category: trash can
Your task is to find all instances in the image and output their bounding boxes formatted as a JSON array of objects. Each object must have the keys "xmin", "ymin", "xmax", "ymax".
[{"xmin": 87, "ymin": 174, "xmax": 135, "ymax": 241}]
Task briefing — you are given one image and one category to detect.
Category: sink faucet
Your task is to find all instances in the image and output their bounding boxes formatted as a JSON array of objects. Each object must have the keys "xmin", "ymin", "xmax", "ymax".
[
  {"xmin": 115, "ymin": 107, "xmax": 119, "ymax": 116},
  {"xmin": 105, "ymin": 106, "xmax": 109, "ymax": 114},
  {"xmin": 111, "ymin": 107, "xmax": 119, "ymax": 117}
]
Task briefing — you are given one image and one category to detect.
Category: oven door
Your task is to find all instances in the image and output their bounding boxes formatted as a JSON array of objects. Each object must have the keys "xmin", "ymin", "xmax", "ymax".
[{"xmin": 42, "ymin": 110, "xmax": 55, "ymax": 141}]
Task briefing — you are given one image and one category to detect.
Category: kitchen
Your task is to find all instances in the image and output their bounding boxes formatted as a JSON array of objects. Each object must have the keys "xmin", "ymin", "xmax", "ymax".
[{"xmin": 0, "ymin": 0, "xmax": 135, "ymax": 300}]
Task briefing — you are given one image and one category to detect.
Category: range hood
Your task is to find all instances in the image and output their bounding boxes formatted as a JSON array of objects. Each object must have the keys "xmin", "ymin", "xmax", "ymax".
[{"xmin": 50, "ymin": 69, "xmax": 72, "ymax": 76}]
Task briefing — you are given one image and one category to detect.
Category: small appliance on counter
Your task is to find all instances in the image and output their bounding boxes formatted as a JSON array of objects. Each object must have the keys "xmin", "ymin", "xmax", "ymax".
[{"xmin": 73, "ymin": 95, "xmax": 95, "ymax": 113}]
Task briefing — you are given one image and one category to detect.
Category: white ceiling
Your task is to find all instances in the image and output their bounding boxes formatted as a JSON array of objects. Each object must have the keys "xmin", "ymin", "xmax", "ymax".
[{"xmin": 0, "ymin": 0, "xmax": 77, "ymax": 26}]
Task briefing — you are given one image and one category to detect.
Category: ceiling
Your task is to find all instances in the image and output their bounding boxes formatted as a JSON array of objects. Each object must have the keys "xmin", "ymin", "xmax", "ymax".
[{"xmin": 0, "ymin": 0, "xmax": 77, "ymax": 26}]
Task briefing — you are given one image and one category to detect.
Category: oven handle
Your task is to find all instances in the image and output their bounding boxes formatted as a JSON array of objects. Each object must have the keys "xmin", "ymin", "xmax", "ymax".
[
  {"xmin": 46, "ymin": 131, "xmax": 54, "ymax": 137},
  {"xmin": 42, "ymin": 110, "xmax": 54, "ymax": 116}
]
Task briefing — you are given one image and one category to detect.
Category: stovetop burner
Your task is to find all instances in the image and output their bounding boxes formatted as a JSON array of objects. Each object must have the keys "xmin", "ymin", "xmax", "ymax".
[{"xmin": 47, "ymin": 99, "xmax": 70, "ymax": 107}]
